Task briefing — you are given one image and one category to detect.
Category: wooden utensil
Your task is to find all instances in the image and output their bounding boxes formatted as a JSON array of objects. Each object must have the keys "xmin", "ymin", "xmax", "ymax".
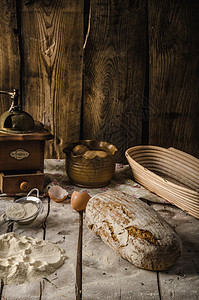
[
  {"xmin": 71, "ymin": 191, "xmax": 91, "ymax": 300},
  {"xmin": 75, "ymin": 210, "xmax": 83, "ymax": 300}
]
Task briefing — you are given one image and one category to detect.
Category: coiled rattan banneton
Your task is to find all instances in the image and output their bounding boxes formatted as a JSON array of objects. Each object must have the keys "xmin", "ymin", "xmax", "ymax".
[{"xmin": 125, "ymin": 145, "xmax": 199, "ymax": 219}]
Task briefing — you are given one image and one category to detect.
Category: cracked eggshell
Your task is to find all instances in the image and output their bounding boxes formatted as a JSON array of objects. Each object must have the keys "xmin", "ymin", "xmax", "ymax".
[{"xmin": 48, "ymin": 186, "xmax": 69, "ymax": 203}]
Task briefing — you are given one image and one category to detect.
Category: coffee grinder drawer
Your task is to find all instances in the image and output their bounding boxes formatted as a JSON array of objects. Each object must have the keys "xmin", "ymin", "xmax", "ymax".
[
  {"xmin": 0, "ymin": 140, "xmax": 44, "ymax": 172},
  {"xmin": 0, "ymin": 171, "xmax": 44, "ymax": 194}
]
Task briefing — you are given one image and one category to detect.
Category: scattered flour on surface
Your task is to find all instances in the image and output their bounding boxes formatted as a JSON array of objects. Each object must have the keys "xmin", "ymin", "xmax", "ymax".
[{"xmin": 0, "ymin": 232, "xmax": 66, "ymax": 285}]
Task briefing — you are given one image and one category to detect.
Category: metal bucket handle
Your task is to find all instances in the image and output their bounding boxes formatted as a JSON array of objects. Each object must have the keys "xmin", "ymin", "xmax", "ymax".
[{"xmin": 27, "ymin": 188, "xmax": 40, "ymax": 198}]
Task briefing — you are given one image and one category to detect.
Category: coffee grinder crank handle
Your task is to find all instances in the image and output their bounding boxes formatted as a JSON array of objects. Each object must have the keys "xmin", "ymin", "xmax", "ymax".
[{"xmin": 0, "ymin": 89, "xmax": 21, "ymax": 111}]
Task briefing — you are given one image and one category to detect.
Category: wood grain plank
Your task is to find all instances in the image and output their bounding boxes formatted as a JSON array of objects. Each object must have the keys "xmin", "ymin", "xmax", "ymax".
[
  {"xmin": 40, "ymin": 201, "xmax": 78, "ymax": 299},
  {"xmin": 2, "ymin": 282, "xmax": 41, "ymax": 300},
  {"xmin": 83, "ymin": 0, "xmax": 147, "ymax": 163},
  {"xmin": 2, "ymin": 198, "xmax": 76, "ymax": 299},
  {"xmin": 151, "ymin": 203, "xmax": 199, "ymax": 300},
  {"xmin": 82, "ymin": 219, "xmax": 160, "ymax": 300},
  {"xmin": 148, "ymin": 0, "xmax": 199, "ymax": 159},
  {"xmin": 1, "ymin": 161, "xmax": 199, "ymax": 299},
  {"xmin": 20, "ymin": 0, "xmax": 84, "ymax": 158},
  {"xmin": 1, "ymin": 198, "xmax": 48, "ymax": 299},
  {"xmin": 158, "ymin": 256, "xmax": 199, "ymax": 300},
  {"xmin": 0, "ymin": 0, "xmax": 20, "ymax": 114}
]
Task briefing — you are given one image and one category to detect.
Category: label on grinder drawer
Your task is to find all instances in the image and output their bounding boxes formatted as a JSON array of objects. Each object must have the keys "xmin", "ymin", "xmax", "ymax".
[{"xmin": 10, "ymin": 149, "xmax": 30, "ymax": 160}]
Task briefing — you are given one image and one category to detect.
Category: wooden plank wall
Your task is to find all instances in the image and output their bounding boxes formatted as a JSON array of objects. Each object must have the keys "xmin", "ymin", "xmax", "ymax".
[
  {"xmin": 20, "ymin": 0, "xmax": 84, "ymax": 158},
  {"xmin": 0, "ymin": 0, "xmax": 20, "ymax": 113},
  {"xmin": 83, "ymin": 0, "xmax": 147, "ymax": 163},
  {"xmin": 0, "ymin": 0, "xmax": 198, "ymax": 162},
  {"xmin": 148, "ymin": 0, "xmax": 199, "ymax": 159}
]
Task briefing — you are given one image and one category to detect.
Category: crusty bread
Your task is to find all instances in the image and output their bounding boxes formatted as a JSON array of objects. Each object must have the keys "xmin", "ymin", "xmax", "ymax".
[{"xmin": 86, "ymin": 191, "xmax": 182, "ymax": 271}]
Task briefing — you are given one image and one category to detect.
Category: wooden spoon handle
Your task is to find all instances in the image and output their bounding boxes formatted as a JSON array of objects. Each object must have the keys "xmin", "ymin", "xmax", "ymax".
[{"xmin": 76, "ymin": 210, "xmax": 83, "ymax": 300}]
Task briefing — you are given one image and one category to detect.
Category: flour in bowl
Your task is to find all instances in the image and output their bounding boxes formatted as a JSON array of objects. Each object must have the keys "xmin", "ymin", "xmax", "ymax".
[
  {"xmin": 6, "ymin": 203, "xmax": 26, "ymax": 219},
  {"xmin": 6, "ymin": 202, "xmax": 38, "ymax": 220},
  {"xmin": 23, "ymin": 202, "xmax": 38, "ymax": 218}
]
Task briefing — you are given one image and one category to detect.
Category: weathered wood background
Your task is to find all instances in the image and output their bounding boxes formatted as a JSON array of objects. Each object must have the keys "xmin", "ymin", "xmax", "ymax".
[{"xmin": 0, "ymin": 0, "xmax": 198, "ymax": 163}]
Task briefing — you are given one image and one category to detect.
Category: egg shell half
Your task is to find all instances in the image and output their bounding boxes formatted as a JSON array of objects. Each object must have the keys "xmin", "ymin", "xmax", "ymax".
[{"xmin": 48, "ymin": 186, "xmax": 69, "ymax": 203}]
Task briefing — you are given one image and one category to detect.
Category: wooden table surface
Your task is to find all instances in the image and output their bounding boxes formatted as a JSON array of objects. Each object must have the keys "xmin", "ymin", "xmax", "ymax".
[{"xmin": 0, "ymin": 160, "xmax": 198, "ymax": 300}]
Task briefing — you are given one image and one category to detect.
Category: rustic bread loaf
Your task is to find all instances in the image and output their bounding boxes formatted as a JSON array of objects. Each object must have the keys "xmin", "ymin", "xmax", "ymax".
[{"xmin": 86, "ymin": 191, "xmax": 182, "ymax": 271}]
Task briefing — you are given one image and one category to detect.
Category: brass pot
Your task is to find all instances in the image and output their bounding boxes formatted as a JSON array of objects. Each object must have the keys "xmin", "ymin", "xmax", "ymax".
[{"xmin": 63, "ymin": 140, "xmax": 118, "ymax": 188}]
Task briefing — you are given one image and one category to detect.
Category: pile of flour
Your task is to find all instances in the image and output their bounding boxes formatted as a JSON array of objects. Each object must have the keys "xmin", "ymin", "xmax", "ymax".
[{"xmin": 0, "ymin": 232, "xmax": 66, "ymax": 285}]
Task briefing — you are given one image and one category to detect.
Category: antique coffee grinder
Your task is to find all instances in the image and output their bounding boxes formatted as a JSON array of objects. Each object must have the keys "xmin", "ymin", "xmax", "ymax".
[{"xmin": 0, "ymin": 89, "xmax": 53, "ymax": 194}]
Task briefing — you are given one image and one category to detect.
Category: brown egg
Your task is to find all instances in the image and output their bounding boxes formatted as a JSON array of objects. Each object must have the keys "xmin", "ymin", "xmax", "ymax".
[
  {"xmin": 71, "ymin": 191, "xmax": 91, "ymax": 211},
  {"xmin": 72, "ymin": 144, "xmax": 89, "ymax": 156}
]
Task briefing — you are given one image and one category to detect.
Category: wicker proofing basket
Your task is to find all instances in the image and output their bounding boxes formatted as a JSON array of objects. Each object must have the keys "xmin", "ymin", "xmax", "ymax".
[{"xmin": 125, "ymin": 145, "xmax": 199, "ymax": 219}]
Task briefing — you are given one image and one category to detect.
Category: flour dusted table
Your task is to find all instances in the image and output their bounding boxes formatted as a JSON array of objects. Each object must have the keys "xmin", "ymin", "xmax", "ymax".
[{"xmin": 0, "ymin": 159, "xmax": 198, "ymax": 300}]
